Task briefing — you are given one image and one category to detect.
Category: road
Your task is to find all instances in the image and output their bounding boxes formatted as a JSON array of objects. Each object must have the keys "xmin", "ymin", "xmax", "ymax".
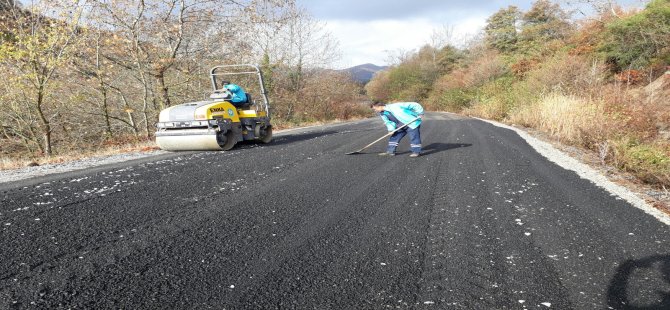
[{"xmin": 1, "ymin": 113, "xmax": 669, "ymax": 309}]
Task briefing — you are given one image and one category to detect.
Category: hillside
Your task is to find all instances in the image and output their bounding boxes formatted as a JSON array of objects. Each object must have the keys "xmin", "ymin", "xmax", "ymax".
[
  {"xmin": 342, "ymin": 63, "xmax": 387, "ymax": 84},
  {"xmin": 363, "ymin": 0, "xmax": 670, "ymax": 189}
]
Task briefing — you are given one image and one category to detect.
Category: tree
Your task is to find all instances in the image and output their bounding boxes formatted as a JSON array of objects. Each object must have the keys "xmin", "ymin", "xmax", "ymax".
[
  {"xmin": 365, "ymin": 70, "xmax": 392, "ymax": 102},
  {"xmin": 93, "ymin": 0, "xmax": 239, "ymax": 136},
  {"xmin": 0, "ymin": 0, "xmax": 370, "ymax": 160},
  {"xmin": 436, "ymin": 45, "xmax": 464, "ymax": 72},
  {"xmin": 561, "ymin": 0, "xmax": 625, "ymax": 18},
  {"xmin": 519, "ymin": 0, "xmax": 573, "ymax": 54},
  {"xmin": 241, "ymin": 3, "xmax": 342, "ymax": 121},
  {"xmin": 0, "ymin": 1, "xmax": 86, "ymax": 156},
  {"xmin": 484, "ymin": 6, "xmax": 521, "ymax": 53},
  {"xmin": 72, "ymin": 27, "xmax": 139, "ymax": 138}
]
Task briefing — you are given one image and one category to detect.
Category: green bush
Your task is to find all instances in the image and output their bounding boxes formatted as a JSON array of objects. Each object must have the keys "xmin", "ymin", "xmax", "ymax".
[
  {"xmin": 428, "ymin": 88, "xmax": 474, "ymax": 111},
  {"xmin": 614, "ymin": 138, "xmax": 670, "ymax": 185},
  {"xmin": 599, "ymin": 0, "xmax": 670, "ymax": 71},
  {"xmin": 385, "ymin": 65, "xmax": 432, "ymax": 101},
  {"xmin": 478, "ymin": 76, "xmax": 517, "ymax": 108}
]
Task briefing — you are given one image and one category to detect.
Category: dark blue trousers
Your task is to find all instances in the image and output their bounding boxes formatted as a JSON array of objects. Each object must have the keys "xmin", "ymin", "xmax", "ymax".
[{"xmin": 387, "ymin": 126, "xmax": 421, "ymax": 154}]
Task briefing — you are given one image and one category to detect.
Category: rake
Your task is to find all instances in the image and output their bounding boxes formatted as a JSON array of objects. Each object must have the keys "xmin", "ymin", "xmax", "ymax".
[{"xmin": 345, "ymin": 116, "xmax": 421, "ymax": 155}]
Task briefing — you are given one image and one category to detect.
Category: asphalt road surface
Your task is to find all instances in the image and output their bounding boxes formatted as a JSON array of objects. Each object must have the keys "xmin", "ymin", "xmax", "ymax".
[{"xmin": 1, "ymin": 113, "xmax": 669, "ymax": 309}]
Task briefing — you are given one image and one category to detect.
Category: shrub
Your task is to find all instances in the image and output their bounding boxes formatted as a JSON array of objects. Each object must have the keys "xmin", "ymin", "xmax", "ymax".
[
  {"xmin": 393, "ymin": 82, "xmax": 430, "ymax": 102},
  {"xmin": 427, "ymin": 51, "xmax": 509, "ymax": 113},
  {"xmin": 425, "ymin": 69, "xmax": 472, "ymax": 111},
  {"xmin": 523, "ymin": 52, "xmax": 608, "ymax": 95},
  {"xmin": 365, "ymin": 70, "xmax": 392, "ymax": 102},
  {"xmin": 462, "ymin": 76, "xmax": 540, "ymax": 120},
  {"xmin": 510, "ymin": 58, "xmax": 540, "ymax": 77},
  {"xmin": 426, "ymin": 88, "xmax": 474, "ymax": 112},
  {"xmin": 599, "ymin": 0, "xmax": 670, "ymax": 71},
  {"xmin": 614, "ymin": 69, "xmax": 645, "ymax": 85},
  {"xmin": 463, "ymin": 97, "xmax": 509, "ymax": 120},
  {"xmin": 612, "ymin": 138, "xmax": 670, "ymax": 185},
  {"xmin": 461, "ymin": 51, "xmax": 508, "ymax": 88},
  {"xmin": 597, "ymin": 84, "xmax": 659, "ymax": 140}
]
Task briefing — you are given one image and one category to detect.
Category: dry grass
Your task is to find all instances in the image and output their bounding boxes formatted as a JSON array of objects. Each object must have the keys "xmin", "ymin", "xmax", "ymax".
[
  {"xmin": 524, "ymin": 52, "xmax": 607, "ymax": 95},
  {"xmin": 509, "ymin": 93, "xmax": 612, "ymax": 145},
  {"xmin": 506, "ymin": 91, "xmax": 670, "ymax": 188},
  {"xmin": 463, "ymin": 98, "xmax": 508, "ymax": 120}
]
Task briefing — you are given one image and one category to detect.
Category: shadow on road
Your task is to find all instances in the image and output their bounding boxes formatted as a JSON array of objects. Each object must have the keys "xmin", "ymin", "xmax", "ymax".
[
  {"xmin": 239, "ymin": 130, "xmax": 339, "ymax": 147},
  {"xmin": 420, "ymin": 143, "xmax": 473, "ymax": 156},
  {"xmin": 607, "ymin": 254, "xmax": 670, "ymax": 310}
]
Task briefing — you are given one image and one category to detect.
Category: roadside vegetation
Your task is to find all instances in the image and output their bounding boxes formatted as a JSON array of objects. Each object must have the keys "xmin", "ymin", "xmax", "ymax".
[
  {"xmin": 0, "ymin": 0, "xmax": 369, "ymax": 168},
  {"xmin": 1, "ymin": 0, "xmax": 668, "ymax": 192},
  {"xmin": 366, "ymin": 0, "xmax": 670, "ymax": 188}
]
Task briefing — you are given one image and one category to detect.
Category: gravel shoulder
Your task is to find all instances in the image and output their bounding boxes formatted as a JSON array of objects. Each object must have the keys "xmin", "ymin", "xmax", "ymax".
[
  {"xmin": 0, "ymin": 150, "xmax": 169, "ymax": 184},
  {"xmin": 0, "ymin": 122, "xmax": 363, "ymax": 185},
  {"xmin": 476, "ymin": 116, "xmax": 670, "ymax": 226}
]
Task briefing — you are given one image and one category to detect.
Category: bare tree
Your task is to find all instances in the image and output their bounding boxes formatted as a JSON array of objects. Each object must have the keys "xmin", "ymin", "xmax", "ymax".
[
  {"xmin": 0, "ymin": 0, "xmax": 364, "ymax": 160},
  {"xmin": 384, "ymin": 48, "xmax": 415, "ymax": 66},
  {"xmin": 241, "ymin": 3, "xmax": 342, "ymax": 120},
  {"xmin": 0, "ymin": 0, "xmax": 86, "ymax": 156},
  {"xmin": 562, "ymin": 0, "xmax": 649, "ymax": 18}
]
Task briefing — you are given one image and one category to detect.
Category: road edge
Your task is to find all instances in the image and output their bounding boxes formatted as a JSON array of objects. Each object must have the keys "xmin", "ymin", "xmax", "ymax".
[
  {"xmin": 0, "ymin": 119, "xmax": 374, "ymax": 185},
  {"xmin": 468, "ymin": 115, "xmax": 670, "ymax": 226}
]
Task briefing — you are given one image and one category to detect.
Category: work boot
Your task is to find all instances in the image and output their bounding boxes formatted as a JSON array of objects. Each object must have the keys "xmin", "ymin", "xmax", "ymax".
[
  {"xmin": 409, "ymin": 153, "xmax": 420, "ymax": 158},
  {"xmin": 378, "ymin": 152, "xmax": 395, "ymax": 156}
]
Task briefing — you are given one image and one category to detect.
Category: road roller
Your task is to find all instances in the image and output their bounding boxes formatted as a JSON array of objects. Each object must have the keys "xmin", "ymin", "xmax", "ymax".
[{"xmin": 155, "ymin": 64, "xmax": 272, "ymax": 151}]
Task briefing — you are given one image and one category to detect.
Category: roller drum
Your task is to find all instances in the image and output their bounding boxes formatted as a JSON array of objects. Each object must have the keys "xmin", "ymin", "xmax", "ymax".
[{"xmin": 155, "ymin": 129, "xmax": 224, "ymax": 151}]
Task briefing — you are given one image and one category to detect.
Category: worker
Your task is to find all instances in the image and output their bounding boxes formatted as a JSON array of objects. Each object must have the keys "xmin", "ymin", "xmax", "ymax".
[
  {"xmin": 221, "ymin": 81, "xmax": 248, "ymax": 106},
  {"xmin": 371, "ymin": 101, "xmax": 424, "ymax": 157}
]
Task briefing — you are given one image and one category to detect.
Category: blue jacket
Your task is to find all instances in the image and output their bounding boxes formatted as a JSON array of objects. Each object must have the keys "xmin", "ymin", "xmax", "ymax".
[
  {"xmin": 224, "ymin": 84, "xmax": 248, "ymax": 103},
  {"xmin": 379, "ymin": 102, "xmax": 424, "ymax": 131}
]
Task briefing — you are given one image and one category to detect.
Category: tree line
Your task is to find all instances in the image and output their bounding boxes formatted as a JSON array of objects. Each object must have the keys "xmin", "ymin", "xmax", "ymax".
[
  {"xmin": 0, "ymin": 0, "xmax": 367, "ymax": 159},
  {"xmin": 366, "ymin": 0, "xmax": 670, "ymax": 187}
]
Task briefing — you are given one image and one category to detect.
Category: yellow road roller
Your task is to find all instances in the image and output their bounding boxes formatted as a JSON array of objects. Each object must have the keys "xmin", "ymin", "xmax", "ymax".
[{"xmin": 155, "ymin": 64, "xmax": 272, "ymax": 151}]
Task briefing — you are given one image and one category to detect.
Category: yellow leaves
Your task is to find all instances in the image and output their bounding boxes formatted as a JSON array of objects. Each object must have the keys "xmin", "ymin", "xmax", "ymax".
[{"xmin": 0, "ymin": 43, "xmax": 17, "ymax": 61}]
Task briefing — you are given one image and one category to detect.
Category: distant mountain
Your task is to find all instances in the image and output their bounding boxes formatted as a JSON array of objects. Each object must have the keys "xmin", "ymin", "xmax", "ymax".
[{"xmin": 341, "ymin": 63, "xmax": 388, "ymax": 84}]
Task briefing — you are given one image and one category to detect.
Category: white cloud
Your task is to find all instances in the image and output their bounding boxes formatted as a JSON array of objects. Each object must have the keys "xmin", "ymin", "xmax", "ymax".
[
  {"xmin": 325, "ymin": 16, "xmax": 487, "ymax": 69},
  {"xmin": 300, "ymin": 0, "xmax": 649, "ymax": 69}
]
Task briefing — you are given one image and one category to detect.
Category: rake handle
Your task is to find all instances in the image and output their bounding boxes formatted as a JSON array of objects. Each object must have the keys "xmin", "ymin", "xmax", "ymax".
[{"xmin": 357, "ymin": 116, "xmax": 421, "ymax": 152}]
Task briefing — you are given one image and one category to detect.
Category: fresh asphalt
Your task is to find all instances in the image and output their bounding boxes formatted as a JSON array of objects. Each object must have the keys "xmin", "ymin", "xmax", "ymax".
[{"xmin": 1, "ymin": 113, "xmax": 669, "ymax": 309}]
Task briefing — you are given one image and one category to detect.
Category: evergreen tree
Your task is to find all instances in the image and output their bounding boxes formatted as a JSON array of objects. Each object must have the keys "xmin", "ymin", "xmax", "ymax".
[
  {"xmin": 484, "ymin": 6, "xmax": 521, "ymax": 53},
  {"xmin": 599, "ymin": 0, "xmax": 670, "ymax": 71}
]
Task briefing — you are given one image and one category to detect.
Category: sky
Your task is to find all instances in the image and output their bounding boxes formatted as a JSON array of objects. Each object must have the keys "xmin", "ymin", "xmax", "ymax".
[{"xmin": 295, "ymin": 0, "xmax": 649, "ymax": 69}]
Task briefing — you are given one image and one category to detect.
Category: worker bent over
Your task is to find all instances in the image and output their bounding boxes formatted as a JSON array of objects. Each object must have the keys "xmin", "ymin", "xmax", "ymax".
[{"xmin": 371, "ymin": 101, "xmax": 424, "ymax": 157}]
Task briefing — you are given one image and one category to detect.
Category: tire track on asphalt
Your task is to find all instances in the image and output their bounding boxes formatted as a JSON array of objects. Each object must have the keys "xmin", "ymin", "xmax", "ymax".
[
  {"xmin": 417, "ymin": 118, "xmax": 575, "ymax": 309},
  {"xmin": 417, "ymin": 120, "xmax": 506, "ymax": 308}
]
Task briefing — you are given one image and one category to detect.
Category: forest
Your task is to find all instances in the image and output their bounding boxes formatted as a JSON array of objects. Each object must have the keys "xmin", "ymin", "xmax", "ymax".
[
  {"xmin": 366, "ymin": 0, "xmax": 670, "ymax": 188},
  {"xmin": 0, "ymin": 0, "xmax": 368, "ymax": 165}
]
